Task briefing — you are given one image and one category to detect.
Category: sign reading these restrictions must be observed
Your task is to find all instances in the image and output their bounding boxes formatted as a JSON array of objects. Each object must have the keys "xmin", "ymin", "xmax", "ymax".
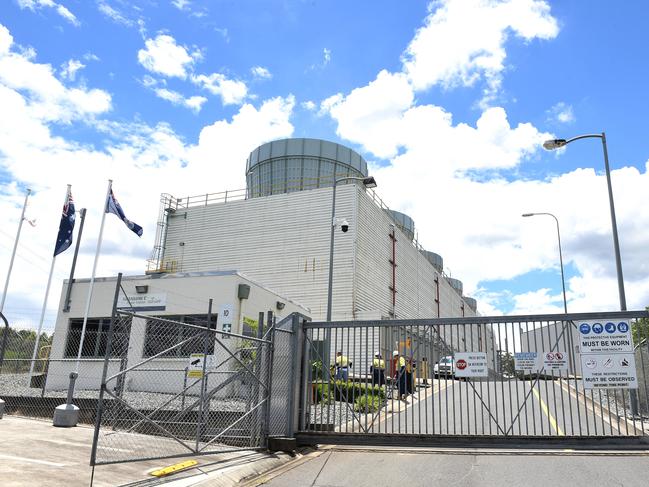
[
  {"xmin": 578, "ymin": 320, "xmax": 637, "ymax": 389},
  {"xmin": 454, "ymin": 352, "xmax": 488, "ymax": 378}
]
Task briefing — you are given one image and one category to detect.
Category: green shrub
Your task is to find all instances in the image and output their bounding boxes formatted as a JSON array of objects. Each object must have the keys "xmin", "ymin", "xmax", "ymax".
[{"xmin": 354, "ymin": 394, "xmax": 382, "ymax": 413}]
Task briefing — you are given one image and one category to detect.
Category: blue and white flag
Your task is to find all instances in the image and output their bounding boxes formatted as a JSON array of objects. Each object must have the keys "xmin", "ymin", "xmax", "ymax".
[
  {"xmin": 106, "ymin": 189, "xmax": 143, "ymax": 237},
  {"xmin": 53, "ymin": 187, "xmax": 76, "ymax": 256}
]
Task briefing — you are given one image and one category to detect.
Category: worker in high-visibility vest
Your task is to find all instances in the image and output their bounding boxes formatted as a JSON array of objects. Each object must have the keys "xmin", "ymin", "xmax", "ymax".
[
  {"xmin": 370, "ymin": 352, "xmax": 386, "ymax": 386},
  {"xmin": 392, "ymin": 350, "xmax": 407, "ymax": 400},
  {"xmin": 334, "ymin": 351, "xmax": 350, "ymax": 381}
]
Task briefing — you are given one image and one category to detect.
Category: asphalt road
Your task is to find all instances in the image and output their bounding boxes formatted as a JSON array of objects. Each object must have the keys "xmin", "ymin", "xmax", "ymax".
[
  {"xmin": 259, "ymin": 447, "xmax": 649, "ymax": 487},
  {"xmin": 313, "ymin": 378, "xmax": 647, "ymax": 437}
]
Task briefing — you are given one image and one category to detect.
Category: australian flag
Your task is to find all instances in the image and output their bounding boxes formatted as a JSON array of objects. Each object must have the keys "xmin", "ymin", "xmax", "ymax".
[
  {"xmin": 106, "ymin": 189, "xmax": 143, "ymax": 237},
  {"xmin": 53, "ymin": 188, "xmax": 76, "ymax": 257}
]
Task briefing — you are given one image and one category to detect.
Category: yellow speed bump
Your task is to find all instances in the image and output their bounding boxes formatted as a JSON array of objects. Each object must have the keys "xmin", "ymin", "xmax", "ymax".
[{"xmin": 150, "ymin": 460, "xmax": 198, "ymax": 477}]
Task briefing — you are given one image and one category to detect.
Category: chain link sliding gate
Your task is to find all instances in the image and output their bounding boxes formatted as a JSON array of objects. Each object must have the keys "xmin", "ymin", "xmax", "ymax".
[
  {"xmin": 298, "ymin": 311, "xmax": 649, "ymax": 444},
  {"xmin": 90, "ymin": 306, "xmax": 303, "ymax": 465}
]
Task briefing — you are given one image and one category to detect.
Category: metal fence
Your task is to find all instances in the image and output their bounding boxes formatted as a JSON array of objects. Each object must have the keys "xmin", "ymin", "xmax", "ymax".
[
  {"xmin": 89, "ymin": 309, "xmax": 302, "ymax": 465},
  {"xmin": 299, "ymin": 311, "xmax": 649, "ymax": 440}
]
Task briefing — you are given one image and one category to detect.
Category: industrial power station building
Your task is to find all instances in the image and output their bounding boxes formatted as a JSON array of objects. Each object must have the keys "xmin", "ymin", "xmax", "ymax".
[
  {"xmin": 148, "ymin": 138, "xmax": 478, "ymax": 323},
  {"xmin": 45, "ymin": 138, "xmax": 491, "ymax": 393}
]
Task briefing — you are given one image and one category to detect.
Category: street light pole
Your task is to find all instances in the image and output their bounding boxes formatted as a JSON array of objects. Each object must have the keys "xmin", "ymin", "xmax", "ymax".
[
  {"xmin": 543, "ymin": 132, "xmax": 626, "ymax": 311},
  {"xmin": 326, "ymin": 175, "xmax": 377, "ymax": 321},
  {"xmin": 522, "ymin": 212, "xmax": 568, "ymax": 313}
]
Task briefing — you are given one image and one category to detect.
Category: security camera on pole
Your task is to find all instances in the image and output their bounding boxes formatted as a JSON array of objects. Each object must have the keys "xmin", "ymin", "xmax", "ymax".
[{"xmin": 324, "ymin": 176, "xmax": 376, "ymax": 373}]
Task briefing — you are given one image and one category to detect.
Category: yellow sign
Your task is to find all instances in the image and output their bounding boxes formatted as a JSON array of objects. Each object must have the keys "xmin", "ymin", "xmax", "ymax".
[
  {"xmin": 243, "ymin": 316, "xmax": 258, "ymax": 328},
  {"xmin": 187, "ymin": 353, "xmax": 204, "ymax": 378}
]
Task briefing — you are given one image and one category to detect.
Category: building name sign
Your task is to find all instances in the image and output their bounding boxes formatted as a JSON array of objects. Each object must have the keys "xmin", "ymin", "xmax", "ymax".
[{"xmin": 117, "ymin": 293, "xmax": 167, "ymax": 311}]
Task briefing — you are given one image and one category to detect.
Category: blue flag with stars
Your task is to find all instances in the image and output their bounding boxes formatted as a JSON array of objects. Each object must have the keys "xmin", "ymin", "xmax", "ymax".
[
  {"xmin": 54, "ymin": 187, "xmax": 75, "ymax": 257},
  {"xmin": 106, "ymin": 189, "xmax": 143, "ymax": 237}
]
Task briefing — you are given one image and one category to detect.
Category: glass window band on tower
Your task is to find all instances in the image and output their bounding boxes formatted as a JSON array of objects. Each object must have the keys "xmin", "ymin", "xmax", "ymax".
[{"xmin": 245, "ymin": 138, "xmax": 369, "ymax": 198}]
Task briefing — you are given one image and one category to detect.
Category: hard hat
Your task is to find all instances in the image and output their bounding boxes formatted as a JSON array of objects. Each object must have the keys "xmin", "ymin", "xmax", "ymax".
[
  {"xmin": 374, "ymin": 351, "xmax": 380, "ymax": 356},
  {"xmin": 392, "ymin": 350, "xmax": 399, "ymax": 356}
]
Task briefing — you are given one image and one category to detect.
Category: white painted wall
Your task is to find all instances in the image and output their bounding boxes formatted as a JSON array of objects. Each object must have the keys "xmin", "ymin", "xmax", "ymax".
[{"xmin": 47, "ymin": 271, "xmax": 309, "ymax": 392}]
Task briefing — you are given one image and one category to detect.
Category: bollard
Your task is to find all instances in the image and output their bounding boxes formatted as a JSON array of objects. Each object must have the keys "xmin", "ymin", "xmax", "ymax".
[
  {"xmin": 53, "ymin": 372, "xmax": 80, "ymax": 427},
  {"xmin": 0, "ymin": 398, "xmax": 5, "ymax": 419}
]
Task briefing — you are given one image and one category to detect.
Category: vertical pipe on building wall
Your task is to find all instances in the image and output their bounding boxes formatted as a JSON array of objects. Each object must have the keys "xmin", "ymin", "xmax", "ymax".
[
  {"xmin": 434, "ymin": 276, "xmax": 440, "ymax": 318},
  {"xmin": 389, "ymin": 225, "xmax": 397, "ymax": 318}
]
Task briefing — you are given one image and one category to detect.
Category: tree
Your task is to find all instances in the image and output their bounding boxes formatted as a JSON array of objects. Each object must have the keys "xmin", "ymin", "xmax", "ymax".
[
  {"xmin": 632, "ymin": 307, "xmax": 649, "ymax": 346},
  {"xmin": 498, "ymin": 350, "xmax": 515, "ymax": 376}
]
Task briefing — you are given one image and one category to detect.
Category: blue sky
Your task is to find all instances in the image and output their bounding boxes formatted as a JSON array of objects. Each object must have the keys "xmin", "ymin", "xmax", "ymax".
[{"xmin": 1, "ymin": 0, "xmax": 648, "ymax": 329}]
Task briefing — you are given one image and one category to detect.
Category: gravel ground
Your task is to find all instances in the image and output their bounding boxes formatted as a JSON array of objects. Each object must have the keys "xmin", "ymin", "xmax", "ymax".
[{"xmin": 0, "ymin": 373, "xmax": 247, "ymax": 412}]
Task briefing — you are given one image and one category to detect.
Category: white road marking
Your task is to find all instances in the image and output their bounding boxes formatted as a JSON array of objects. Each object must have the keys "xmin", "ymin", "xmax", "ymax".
[{"xmin": 0, "ymin": 453, "xmax": 66, "ymax": 467}]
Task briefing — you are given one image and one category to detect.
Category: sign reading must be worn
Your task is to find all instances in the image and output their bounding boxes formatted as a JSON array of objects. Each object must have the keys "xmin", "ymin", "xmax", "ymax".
[
  {"xmin": 578, "ymin": 320, "xmax": 637, "ymax": 389},
  {"xmin": 454, "ymin": 352, "xmax": 488, "ymax": 378}
]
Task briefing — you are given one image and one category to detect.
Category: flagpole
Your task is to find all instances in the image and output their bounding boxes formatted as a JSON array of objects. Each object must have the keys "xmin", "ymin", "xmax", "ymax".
[
  {"xmin": 62, "ymin": 208, "xmax": 86, "ymax": 312},
  {"xmin": 0, "ymin": 188, "xmax": 32, "ymax": 313},
  {"xmin": 28, "ymin": 257, "xmax": 56, "ymax": 378},
  {"xmin": 28, "ymin": 184, "xmax": 73, "ymax": 379},
  {"xmin": 76, "ymin": 180, "xmax": 112, "ymax": 371}
]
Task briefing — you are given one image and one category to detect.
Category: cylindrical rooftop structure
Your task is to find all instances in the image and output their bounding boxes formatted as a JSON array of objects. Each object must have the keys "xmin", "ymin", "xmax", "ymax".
[
  {"xmin": 422, "ymin": 250, "xmax": 444, "ymax": 273},
  {"xmin": 246, "ymin": 138, "xmax": 368, "ymax": 198},
  {"xmin": 388, "ymin": 210, "xmax": 415, "ymax": 241},
  {"xmin": 464, "ymin": 297, "xmax": 477, "ymax": 311},
  {"xmin": 447, "ymin": 277, "xmax": 463, "ymax": 296}
]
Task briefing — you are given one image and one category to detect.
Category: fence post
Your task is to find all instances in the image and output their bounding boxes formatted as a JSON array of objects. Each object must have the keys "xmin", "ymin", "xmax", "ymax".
[
  {"xmin": 89, "ymin": 273, "xmax": 122, "ymax": 466},
  {"xmin": 195, "ymin": 298, "xmax": 213, "ymax": 452},
  {"xmin": 262, "ymin": 312, "xmax": 275, "ymax": 447}
]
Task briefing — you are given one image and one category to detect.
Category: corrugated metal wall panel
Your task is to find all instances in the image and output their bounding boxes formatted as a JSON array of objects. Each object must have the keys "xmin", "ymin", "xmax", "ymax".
[
  {"xmin": 354, "ymin": 189, "xmax": 476, "ymax": 319},
  {"xmin": 162, "ymin": 184, "xmax": 477, "ymax": 323},
  {"xmin": 163, "ymin": 186, "xmax": 357, "ymax": 320}
]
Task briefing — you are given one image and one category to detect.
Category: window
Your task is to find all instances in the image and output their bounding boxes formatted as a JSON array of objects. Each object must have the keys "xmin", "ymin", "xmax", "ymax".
[
  {"xmin": 143, "ymin": 314, "xmax": 217, "ymax": 358},
  {"xmin": 64, "ymin": 317, "xmax": 130, "ymax": 358}
]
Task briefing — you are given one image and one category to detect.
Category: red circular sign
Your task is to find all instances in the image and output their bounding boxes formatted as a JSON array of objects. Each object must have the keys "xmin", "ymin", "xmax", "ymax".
[{"xmin": 456, "ymin": 359, "xmax": 467, "ymax": 370}]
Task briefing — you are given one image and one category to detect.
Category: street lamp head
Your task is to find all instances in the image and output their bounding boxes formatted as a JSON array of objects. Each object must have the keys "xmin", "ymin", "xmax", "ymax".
[
  {"xmin": 521, "ymin": 213, "xmax": 535, "ymax": 217},
  {"xmin": 543, "ymin": 139, "xmax": 567, "ymax": 150},
  {"xmin": 362, "ymin": 176, "xmax": 377, "ymax": 188}
]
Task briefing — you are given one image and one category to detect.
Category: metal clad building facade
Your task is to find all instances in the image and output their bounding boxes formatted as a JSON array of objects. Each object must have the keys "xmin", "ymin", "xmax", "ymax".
[{"xmin": 161, "ymin": 184, "xmax": 474, "ymax": 322}]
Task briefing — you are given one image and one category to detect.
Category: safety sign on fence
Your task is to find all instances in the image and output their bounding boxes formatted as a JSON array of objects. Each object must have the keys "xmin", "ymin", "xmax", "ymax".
[
  {"xmin": 514, "ymin": 352, "xmax": 538, "ymax": 371},
  {"xmin": 188, "ymin": 353, "xmax": 205, "ymax": 378},
  {"xmin": 541, "ymin": 351, "xmax": 568, "ymax": 372},
  {"xmin": 578, "ymin": 320, "xmax": 637, "ymax": 389},
  {"xmin": 454, "ymin": 352, "xmax": 488, "ymax": 378}
]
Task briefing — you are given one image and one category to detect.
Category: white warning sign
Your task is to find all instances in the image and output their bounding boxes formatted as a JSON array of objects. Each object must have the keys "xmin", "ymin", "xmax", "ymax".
[
  {"xmin": 514, "ymin": 352, "xmax": 538, "ymax": 371},
  {"xmin": 454, "ymin": 352, "xmax": 488, "ymax": 378},
  {"xmin": 540, "ymin": 351, "xmax": 568, "ymax": 372},
  {"xmin": 578, "ymin": 320, "xmax": 637, "ymax": 389}
]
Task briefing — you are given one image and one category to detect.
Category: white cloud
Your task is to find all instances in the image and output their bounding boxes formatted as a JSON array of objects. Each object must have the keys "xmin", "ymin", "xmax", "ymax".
[
  {"xmin": 172, "ymin": 0, "xmax": 191, "ymax": 10},
  {"xmin": 97, "ymin": 2, "xmax": 134, "ymax": 27},
  {"xmin": 318, "ymin": 1, "xmax": 649, "ymax": 315},
  {"xmin": 154, "ymin": 88, "xmax": 207, "ymax": 113},
  {"xmin": 17, "ymin": 0, "xmax": 80, "ymax": 26},
  {"xmin": 0, "ymin": 29, "xmax": 111, "ymax": 124},
  {"xmin": 301, "ymin": 100, "xmax": 316, "ymax": 111},
  {"xmin": 138, "ymin": 34, "xmax": 199, "ymax": 79},
  {"xmin": 191, "ymin": 73, "xmax": 248, "ymax": 105},
  {"xmin": 402, "ymin": 0, "xmax": 558, "ymax": 104},
  {"xmin": 547, "ymin": 102, "xmax": 575, "ymax": 124},
  {"xmin": 323, "ymin": 48, "xmax": 331, "ymax": 65},
  {"xmin": 59, "ymin": 59, "xmax": 85, "ymax": 81},
  {"xmin": 0, "ymin": 23, "xmax": 296, "ymax": 329},
  {"xmin": 251, "ymin": 66, "xmax": 272, "ymax": 80}
]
